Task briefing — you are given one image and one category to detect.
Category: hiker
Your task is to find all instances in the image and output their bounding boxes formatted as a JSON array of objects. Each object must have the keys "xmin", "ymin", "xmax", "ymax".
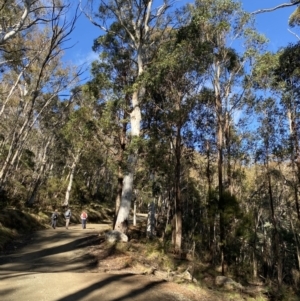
[
  {"xmin": 51, "ymin": 209, "xmax": 59, "ymax": 229},
  {"xmin": 64, "ymin": 207, "xmax": 71, "ymax": 229},
  {"xmin": 80, "ymin": 210, "xmax": 88, "ymax": 229}
]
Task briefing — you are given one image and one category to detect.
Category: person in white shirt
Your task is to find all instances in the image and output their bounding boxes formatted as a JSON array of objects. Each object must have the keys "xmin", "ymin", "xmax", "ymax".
[{"xmin": 64, "ymin": 207, "xmax": 71, "ymax": 229}]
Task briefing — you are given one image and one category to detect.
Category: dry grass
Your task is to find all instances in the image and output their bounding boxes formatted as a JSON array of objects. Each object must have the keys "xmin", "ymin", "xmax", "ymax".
[
  {"xmin": 0, "ymin": 208, "xmax": 47, "ymax": 250},
  {"xmin": 84, "ymin": 224, "xmax": 270, "ymax": 301}
]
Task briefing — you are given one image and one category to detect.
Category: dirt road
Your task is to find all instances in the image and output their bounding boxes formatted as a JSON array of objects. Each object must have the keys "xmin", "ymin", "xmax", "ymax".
[{"xmin": 0, "ymin": 224, "xmax": 195, "ymax": 301}]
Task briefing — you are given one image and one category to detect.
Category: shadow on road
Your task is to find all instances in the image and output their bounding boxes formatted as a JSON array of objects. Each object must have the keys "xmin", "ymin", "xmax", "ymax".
[
  {"xmin": 56, "ymin": 273, "xmax": 166, "ymax": 301},
  {"xmin": 1, "ymin": 288, "xmax": 15, "ymax": 299},
  {"xmin": 0, "ymin": 224, "xmax": 194, "ymax": 301},
  {"xmin": 0, "ymin": 232, "xmax": 104, "ymax": 272}
]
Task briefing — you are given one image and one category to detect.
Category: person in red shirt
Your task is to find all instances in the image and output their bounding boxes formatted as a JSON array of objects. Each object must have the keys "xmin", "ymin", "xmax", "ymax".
[{"xmin": 80, "ymin": 210, "xmax": 88, "ymax": 229}]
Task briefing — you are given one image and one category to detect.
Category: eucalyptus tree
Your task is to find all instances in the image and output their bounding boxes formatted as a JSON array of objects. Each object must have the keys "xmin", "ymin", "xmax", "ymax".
[
  {"xmin": 249, "ymin": 44, "xmax": 300, "ymax": 283},
  {"xmin": 252, "ymin": 96, "xmax": 291, "ymax": 286},
  {"xmin": 0, "ymin": 0, "xmax": 62, "ymax": 45},
  {"xmin": 142, "ymin": 26, "xmax": 205, "ymax": 249},
  {"xmin": 266, "ymin": 43, "xmax": 300, "ymax": 279},
  {"xmin": 60, "ymin": 102, "xmax": 97, "ymax": 206},
  {"xmin": 90, "ymin": 21, "xmax": 136, "ymax": 226},
  {"xmin": 81, "ymin": 0, "xmax": 172, "ymax": 232},
  {"xmin": 187, "ymin": 88, "xmax": 219, "ymax": 255},
  {"xmin": 179, "ymin": 0, "xmax": 267, "ymax": 274},
  {"xmin": 0, "ymin": 2, "xmax": 80, "ymax": 202},
  {"xmin": 26, "ymin": 95, "xmax": 63, "ymax": 206},
  {"xmin": 252, "ymin": 0, "xmax": 300, "ymax": 38},
  {"xmin": 30, "ymin": 93, "xmax": 82, "ymax": 207},
  {"xmin": 272, "ymin": 42, "xmax": 300, "ymax": 221}
]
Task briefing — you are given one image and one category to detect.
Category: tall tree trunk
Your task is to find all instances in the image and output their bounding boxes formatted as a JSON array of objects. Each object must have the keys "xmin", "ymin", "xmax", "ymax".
[
  {"xmin": 147, "ymin": 201, "xmax": 156, "ymax": 237},
  {"xmin": 113, "ymin": 120, "xmax": 127, "ymax": 228},
  {"xmin": 110, "ymin": 0, "xmax": 155, "ymax": 232},
  {"xmin": 252, "ymin": 208, "xmax": 262, "ymax": 279},
  {"xmin": 206, "ymin": 140, "xmax": 215, "ymax": 255},
  {"xmin": 174, "ymin": 130, "xmax": 182, "ymax": 251},
  {"xmin": 114, "ymin": 87, "xmax": 142, "ymax": 231},
  {"xmin": 63, "ymin": 151, "xmax": 81, "ymax": 206},
  {"xmin": 290, "ymin": 217, "xmax": 300, "ymax": 270},
  {"xmin": 114, "ymin": 167, "xmax": 123, "ymax": 228},
  {"xmin": 287, "ymin": 107, "xmax": 300, "ymax": 220},
  {"xmin": 215, "ymin": 77, "xmax": 225, "ymax": 275},
  {"xmin": 114, "ymin": 168, "xmax": 134, "ymax": 233},
  {"xmin": 225, "ymin": 112, "xmax": 232, "ymax": 195},
  {"xmin": 27, "ymin": 137, "xmax": 52, "ymax": 205},
  {"xmin": 0, "ymin": 92, "xmax": 57, "ymax": 184},
  {"xmin": 266, "ymin": 156, "xmax": 283, "ymax": 286}
]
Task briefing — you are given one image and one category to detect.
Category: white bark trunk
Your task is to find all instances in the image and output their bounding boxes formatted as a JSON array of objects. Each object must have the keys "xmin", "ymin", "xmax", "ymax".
[
  {"xmin": 63, "ymin": 151, "xmax": 81, "ymax": 206},
  {"xmin": 112, "ymin": 0, "xmax": 154, "ymax": 232},
  {"xmin": 0, "ymin": 0, "xmax": 33, "ymax": 44},
  {"xmin": 0, "ymin": 90, "xmax": 59, "ymax": 183},
  {"xmin": 114, "ymin": 89, "xmax": 142, "ymax": 231},
  {"xmin": 28, "ymin": 137, "xmax": 51, "ymax": 205},
  {"xmin": 133, "ymin": 199, "xmax": 137, "ymax": 226},
  {"xmin": 114, "ymin": 171, "xmax": 133, "ymax": 231},
  {"xmin": 146, "ymin": 201, "xmax": 156, "ymax": 237}
]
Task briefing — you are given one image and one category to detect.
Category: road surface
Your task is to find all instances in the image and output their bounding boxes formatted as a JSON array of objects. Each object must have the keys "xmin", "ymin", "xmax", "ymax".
[{"xmin": 0, "ymin": 223, "xmax": 194, "ymax": 301}]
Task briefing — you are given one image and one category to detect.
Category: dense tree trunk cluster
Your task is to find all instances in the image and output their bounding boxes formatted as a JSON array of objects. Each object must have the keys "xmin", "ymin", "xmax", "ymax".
[{"xmin": 2, "ymin": 0, "xmax": 300, "ymax": 293}]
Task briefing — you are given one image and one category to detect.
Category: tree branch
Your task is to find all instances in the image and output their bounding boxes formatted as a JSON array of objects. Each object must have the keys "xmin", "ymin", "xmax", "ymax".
[
  {"xmin": 0, "ymin": 0, "xmax": 33, "ymax": 44},
  {"xmin": 288, "ymin": 27, "xmax": 300, "ymax": 40},
  {"xmin": 252, "ymin": 1, "xmax": 300, "ymax": 15}
]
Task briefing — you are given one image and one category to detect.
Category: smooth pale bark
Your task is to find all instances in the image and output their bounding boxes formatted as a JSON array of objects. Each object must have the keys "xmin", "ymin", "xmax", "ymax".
[
  {"xmin": 86, "ymin": 0, "xmax": 160, "ymax": 232},
  {"xmin": 214, "ymin": 59, "xmax": 226, "ymax": 275},
  {"xmin": 0, "ymin": 63, "xmax": 30, "ymax": 117},
  {"xmin": 84, "ymin": 0, "xmax": 168, "ymax": 232},
  {"xmin": 0, "ymin": 92, "xmax": 59, "ymax": 184},
  {"xmin": 114, "ymin": 170, "xmax": 134, "ymax": 232},
  {"xmin": 213, "ymin": 54, "xmax": 243, "ymax": 275},
  {"xmin": 0, "ymin": 0, "xmax": 33, "ymax": 44},
  {"xmin": 114, "ymin": 169, "xmax": 123, "ymax": 227},
  {"xmin": 133, "ymin": 199, "xmax": 137, "ymax": 226},
  {"xmin": 113, "ymin": 118, "xmax": 127, "ymax": 228},
  {"xmin": 252, "ymin": 1, "xmax": 300, "ymax": 15},
  {"xmin": 252, "ymin": 252, "xmax": 258, "ymax": 279},
  {"xmin": 27, "ymin": 137, "xmax": 52, "ymax": 205},
  {"xmin": 0, "ymin": 7, "xmax": 78, "ymax": 185},
  {"xmin": 162, "ymin": 198, "xmax": 171, "ymax": 241},
  {"xmin": 114, "ymin": 68, "xmax": 142, "ymax": 231},
  {"xmin": 146, "ymin": 201, "xmax": 156, "ymax": 237},
  {"xmin": 63, "ymin": 151, "xmax": 81, "ymax": 206},
  {"xmin": 173, "ymin": 118, "xmax": 183, "ymax": 251}
]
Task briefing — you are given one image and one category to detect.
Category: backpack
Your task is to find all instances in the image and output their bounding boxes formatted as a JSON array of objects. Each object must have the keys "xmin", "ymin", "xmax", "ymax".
[
  {"xmin": 82, "ymin": 212, "xmax": 87, "ymax": 219},
  {"xmin": 64, "ymin": 210, "xmax": 70, "ymax": 218}
]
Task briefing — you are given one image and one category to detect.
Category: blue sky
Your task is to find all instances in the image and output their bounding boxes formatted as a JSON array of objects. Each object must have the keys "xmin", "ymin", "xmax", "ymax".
[{"xmin": 63, "ymin": 0, "xmax": 299, "ymax": 82}]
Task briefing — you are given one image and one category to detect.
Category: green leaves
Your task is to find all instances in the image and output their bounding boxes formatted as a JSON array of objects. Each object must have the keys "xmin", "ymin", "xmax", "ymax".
[{"xmin": 289, "ymin": 6, "xmax": 300, "ymax": 27}]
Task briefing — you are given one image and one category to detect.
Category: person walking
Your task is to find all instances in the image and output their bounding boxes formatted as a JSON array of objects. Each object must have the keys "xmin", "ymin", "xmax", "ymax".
[
  {"xmin": 64, "ymin": 207, "xmax": 71, "ymax": 229},
  {"xmin": 51, "ymin": 209, "xmax": 59, "ymax": 229},
  {"xmin": 80, "ymin": 210, "xmax": 88, "ymax": 229}
]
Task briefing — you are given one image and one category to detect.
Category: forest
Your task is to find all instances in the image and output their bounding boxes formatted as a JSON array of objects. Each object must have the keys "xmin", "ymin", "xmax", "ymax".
[{"xmin": 2, "ymin": 0, "xmax": 300, "ymax": 298}]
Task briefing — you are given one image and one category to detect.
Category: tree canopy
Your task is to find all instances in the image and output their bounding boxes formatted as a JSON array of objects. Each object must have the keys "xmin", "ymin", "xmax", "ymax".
[{"xmin": 2, "ymin": 0, "xmax": 300, "ymax": 296}]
